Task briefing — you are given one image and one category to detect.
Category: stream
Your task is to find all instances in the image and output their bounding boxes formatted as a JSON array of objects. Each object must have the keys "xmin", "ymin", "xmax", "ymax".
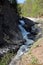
[
  {"xmin": 9, "ymin": 20, "xmax": 36, "ymax": 65},
  {"xmin": 0, "ymin": 18, "xmax": 42, "ymax": 65}
]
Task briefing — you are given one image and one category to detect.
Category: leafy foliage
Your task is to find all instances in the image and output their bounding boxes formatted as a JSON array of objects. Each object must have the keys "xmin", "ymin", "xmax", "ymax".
[{"xmin": 20, "ymin": 0, "xmax": 43, "ymax": 17}]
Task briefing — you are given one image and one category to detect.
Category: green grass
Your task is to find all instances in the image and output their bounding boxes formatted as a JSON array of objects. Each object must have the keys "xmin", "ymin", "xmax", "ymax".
[
  {"xmin": 0, "ymin": 52, "xmax": 14, "ymax": 65},
  {"xmin": 31, "ymin": 55, "xmax": 38, "ymax": 64}
]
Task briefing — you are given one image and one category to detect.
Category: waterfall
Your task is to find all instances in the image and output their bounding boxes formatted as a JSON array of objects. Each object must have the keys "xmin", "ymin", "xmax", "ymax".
[{"xmin": 9, "ymin": 20, "xmax": 35, "ymax": 65}]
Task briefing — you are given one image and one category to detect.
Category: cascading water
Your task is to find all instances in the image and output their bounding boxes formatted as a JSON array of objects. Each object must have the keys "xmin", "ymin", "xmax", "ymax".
[
  {"xmin": 9, "ymin": 20, "xmax": 35, "ymax": 65},
  {"xmin": 16, "ymin": 20, "xmax": 34, "ymax": 57}
]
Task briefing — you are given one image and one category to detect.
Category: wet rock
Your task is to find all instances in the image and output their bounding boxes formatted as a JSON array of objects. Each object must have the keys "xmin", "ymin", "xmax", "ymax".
[
  {"xmin": 20, "ymin": 17, "xmax": 35, "ymax": 32},
  {"xmin": 27, "ymin": 33, "xmax": 35, "ymax": 40},
  {"xmin": 20, "ymin": 17, "xmax": 35, "ymax": 26},
  {"xmin": 20, "ymin": 17, "xmax": 39, "ymax": 36},
  {"xmin": 24, "ymin": 39, "xmax": 34, "ymax": 46},
  {"xmin": 31, "ymin": 25, "xmax": 38, "ymax": 35}
]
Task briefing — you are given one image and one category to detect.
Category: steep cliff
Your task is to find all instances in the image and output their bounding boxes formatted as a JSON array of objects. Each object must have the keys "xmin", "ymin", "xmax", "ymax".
[{"xmin": 0, "ymin": 0, "xmax": 23, "ymax": 46}]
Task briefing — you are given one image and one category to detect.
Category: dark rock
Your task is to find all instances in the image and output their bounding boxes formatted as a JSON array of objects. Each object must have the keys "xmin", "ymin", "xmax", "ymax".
[
  {"xmin": 0, "ymin": 0, "xmax": 23, "ymax": 45},
  {"xmin": 0, "ymin": 0, "xmax": 23, "ymax": 58},
  {"xmin": 31, "ymin": 25, "xmax": 38, "ymax": 35},
  {"xmin": 20, "ymin": 17, "xmax": 35, "ymax": 32},
  {"xmin": 20, "ymin": 17, "xmax": 38, "ymax": 36},
  {"xmin": 27, "ymin": 34, "xmax": 35, "ymax": 40},
  {"xmin": 9, "ymin": 45, "xmax": 19, "ymax": 53}
]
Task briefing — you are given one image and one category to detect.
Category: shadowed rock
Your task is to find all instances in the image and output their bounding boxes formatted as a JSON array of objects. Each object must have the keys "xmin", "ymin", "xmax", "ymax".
[{"xmin": 0, "ymin": 0, "xmax": 23, "ymax": 56}]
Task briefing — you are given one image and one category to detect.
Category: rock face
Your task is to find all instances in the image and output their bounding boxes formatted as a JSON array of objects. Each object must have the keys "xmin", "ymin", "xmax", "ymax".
[
  {"xmin": 0, "ymin": 0, "xmax": 23, "ymax": 45},
  {"xmin": 0, "ymin": 0, "xmax": 23, "ymax": 56}
]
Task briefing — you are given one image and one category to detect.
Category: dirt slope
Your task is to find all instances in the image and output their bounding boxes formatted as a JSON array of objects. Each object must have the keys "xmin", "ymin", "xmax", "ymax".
[{"xmin": 15, "ymin": 38, "xmax": 43, "ymax": 65}]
